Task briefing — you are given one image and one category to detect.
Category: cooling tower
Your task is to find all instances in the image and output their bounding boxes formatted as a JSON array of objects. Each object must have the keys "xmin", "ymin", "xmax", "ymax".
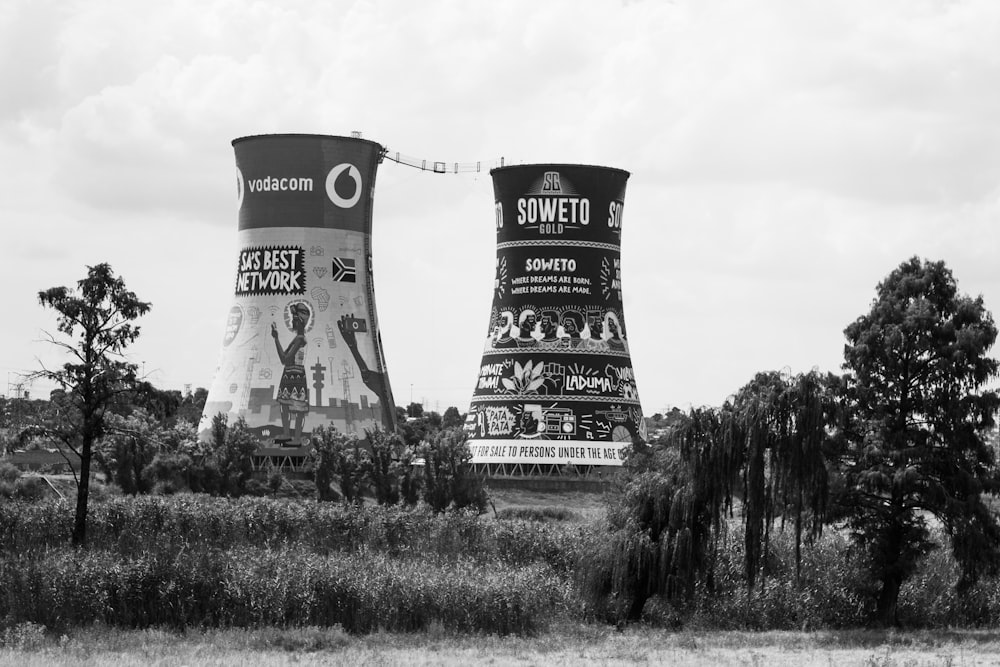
[
  {"xmin": 201, "ymin": 134, "xmax": 396, "ymax": 448},
  {"xmin": 466, "ymin": 164, "xmax": 645, "ymax": 474}
]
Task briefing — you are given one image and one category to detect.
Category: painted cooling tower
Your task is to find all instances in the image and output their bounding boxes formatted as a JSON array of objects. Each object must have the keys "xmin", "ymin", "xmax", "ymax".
[
  {"xmin": 466, "ymin": 164, "xmax": 645, "ymax": 471},
  {"xmin": 201, "ymin": 134, "xmax": 396, "ymax": 446}
]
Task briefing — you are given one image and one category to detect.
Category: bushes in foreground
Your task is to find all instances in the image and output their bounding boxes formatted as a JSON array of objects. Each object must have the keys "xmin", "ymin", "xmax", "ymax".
[
  {"xmin": 0, "ymin": 547, "xmax": 563, "ymax": 635},
  {"xmin": 5, "ymin": 494, "xmax": 1000, "ymax": 633},
  {"xmin": 579, "ymin": 519, "xmax": 1000, "ymax": 630},
  {"xmin": 0, "ymin": 496, "xmax": 586, "ymax": 635},
  {"xmin": 0, "ymin": 496, "xmax": 592, "ymax": 573}
]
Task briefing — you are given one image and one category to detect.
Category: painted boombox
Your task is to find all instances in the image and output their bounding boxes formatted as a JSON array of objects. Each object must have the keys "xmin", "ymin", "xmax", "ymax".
[{"xmin": 543, "ymin": 408, "xmax": 577, "ymax": 436}]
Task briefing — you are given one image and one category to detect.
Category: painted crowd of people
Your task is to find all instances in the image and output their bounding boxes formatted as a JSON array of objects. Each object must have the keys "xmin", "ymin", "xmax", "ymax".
[{"xmin": 487, "ymin": 308, "xmax": 628, "ymax": 352}]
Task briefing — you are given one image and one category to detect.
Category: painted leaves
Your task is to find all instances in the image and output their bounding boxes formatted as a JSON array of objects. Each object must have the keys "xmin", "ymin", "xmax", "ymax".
[{"xmin": 501, "ymin": 360, "xmax": 547, "ymax": 395}]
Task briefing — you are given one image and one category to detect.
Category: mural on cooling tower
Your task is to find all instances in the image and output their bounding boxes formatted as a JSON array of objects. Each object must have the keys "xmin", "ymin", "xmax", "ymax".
[
  {"xmin": 201, "ymin": 134, "xmax": 396, "ymax": 446},
  {"xmin": 466, "ymin": 164, "xmax": 646, "ymax": 466}
]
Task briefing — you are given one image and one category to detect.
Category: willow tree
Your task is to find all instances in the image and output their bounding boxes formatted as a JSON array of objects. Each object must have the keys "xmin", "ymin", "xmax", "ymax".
[
  {"xmin": 707, "ymin": 370, "xmax": 838, "ymax": 594},
  {"xmin": 837, "ymin": 257, "xmax": 1000, "ymax": 626},
  {"xmin": 582, "ymin": 418, "xmax": 724, "ymax": 622},
  {"xmin": 584, "ymin": 374, "xmax": 837, "ymax": 622}
]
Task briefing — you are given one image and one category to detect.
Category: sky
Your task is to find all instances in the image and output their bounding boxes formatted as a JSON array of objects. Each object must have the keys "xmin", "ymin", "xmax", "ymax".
[{"xmin": 2, "ymin": 0, "xmax": 999, "ymax": 416}]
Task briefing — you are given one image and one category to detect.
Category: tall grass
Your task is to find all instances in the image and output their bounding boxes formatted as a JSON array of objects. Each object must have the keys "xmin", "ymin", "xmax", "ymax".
[
  {"xmin": 597, "ymin": 523, "xmax": 1000, "ymax": 630},
  {"xmin": 0, "ymin": 546, "xmax": 566, "ymax": 634},
  {"xmin": 0, "ymin": 496, "xmax": 589, "ymax": 635},
  {"xmin": 5, "ymin": 494, "xmax": 1000, "ymax": 633},
  {"xmin": 0, "ymin": 497, "xmax": 593, "ymax": 570}
]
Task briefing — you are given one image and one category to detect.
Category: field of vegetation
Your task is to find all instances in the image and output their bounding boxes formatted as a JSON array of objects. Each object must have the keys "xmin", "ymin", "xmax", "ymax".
[
  {"xmin": 4, "ymin": 256, "xmax": 1000, "ymax": 663},
  {"xmin": 1, "ymin": 488, "xmax": 1000, "ymax": 663}
]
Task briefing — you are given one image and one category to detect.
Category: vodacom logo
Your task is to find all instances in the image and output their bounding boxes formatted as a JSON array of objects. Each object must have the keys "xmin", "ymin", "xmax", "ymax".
[
  {"xmin": 326, "ymin": 163, "xmax": 362, "ymax": 208},
  {"xmin": 236, "ymin": 167, "xmax": 245, "ymax": 210}
]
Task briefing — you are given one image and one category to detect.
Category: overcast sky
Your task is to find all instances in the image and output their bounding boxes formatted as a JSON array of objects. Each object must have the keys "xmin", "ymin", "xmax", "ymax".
[{"xmin": 2, "ymin": 0, "xmax": 998, "ymax": 415}]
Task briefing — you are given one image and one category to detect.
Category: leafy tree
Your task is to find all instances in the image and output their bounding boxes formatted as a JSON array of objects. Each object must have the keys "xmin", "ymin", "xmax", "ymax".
[
  {"xmin": 211, "ymin": 415, "xmax": 258, "ymax": 496},
  {"xmin": 35, "ymin": 263, "xmax": 150, "ymax": 546},
  {"xmin": 584, "ymin": 370, "xmax": 839, "ymax": 622},
  {"xmin": 143, "ymin": 453, "xmax": 193, "ymax": 494},
  {"xmin": 309, "ymin": 425, "xmax": 341, "ymax": 501},
  {"xmin": 398, "ymin": 414, "xmax": 435, "ymax": 448},
  {"xmin": 0, "ymin": 461, "xmax": 21, "ymax": 499},
  {"xmin": 96, "ymin": 409, "xmax": 160, "ymax": 494},
  {"xmin": 124, "ymin": 381, "xmax": 183, "ymax": 425},
  {"xmin": 420, "ymin": 427, "xmax": 487, "ymax": 513},
  {"xmin": 175, "ymin": 387, "xmax": 208, "ymax": 426},
  {"xmin": 836, "ymin": 257, "xmax": 1000, "ymax": 626},
  {"xmin": 398, "ymin": 445, "xmax": 422, "ymax": 506},
  {"xmin": 441, "ymin": 406, "xmax": 464, "ymax": 429},
  {"xmin": 367, "ymin": 428, "xmax": 406, "ymax": 505},
  {"xmin": 309, "ymin": 426, "xmax": 370, "ymax": 503},
  {"xmin": 580, "ymin": 434, "xmax": 717, "ymax": 622},
  {"xmin": 722, "ymin": 370, "xmax": 838, "ymax": 591},
  {"xmin": 267, "ymin": 465, "xmax": 285, "ymax": 497},
  {"xmin": 98, "ymin": 409, "xmax": 201, "ymax": 494}
]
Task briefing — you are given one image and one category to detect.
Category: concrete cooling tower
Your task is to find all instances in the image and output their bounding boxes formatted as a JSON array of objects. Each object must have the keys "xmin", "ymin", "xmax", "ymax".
[
  {"xmin": 201, "ymin": 134, "xmax": 396, "ymax": 455},
  {"xmin": 465, "ymin": 164, "xmax": 646, "ymax": 476}
]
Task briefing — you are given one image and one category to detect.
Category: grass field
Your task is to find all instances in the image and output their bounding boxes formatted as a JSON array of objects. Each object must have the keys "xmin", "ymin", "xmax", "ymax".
[
  {"xmin": 486, "ymin": 486, "xmax": 610, "ymax": 519},
  {"xmin": 3, "ymin": 622, "xmax": 1000, "ymax": 666},
  {"xmin": 4, "ymin": 483, "xmax": 1000, "ymax": 664}
]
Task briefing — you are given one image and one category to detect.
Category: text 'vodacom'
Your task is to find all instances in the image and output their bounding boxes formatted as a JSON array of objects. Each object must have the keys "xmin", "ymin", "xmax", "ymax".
[{"xmin": 246, "ymin": 176, "xmax": 315, "ymax": 193}]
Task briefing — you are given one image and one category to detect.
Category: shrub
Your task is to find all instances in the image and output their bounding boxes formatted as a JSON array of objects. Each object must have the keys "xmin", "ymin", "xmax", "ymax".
[
  {"xmin": 0, "ymin": 622, "xmax": 47, "ymax": 650},
  {"xmin": 0, "ymin": 461, "xmax": 20, "ymax": 484},
  {"xmin": 497, "ymin": 507, "xmax": 579, "ymax": 522},
  {"xmin": 13, "ymin": 476, "xmax": 48, "ymax": 502},
  {"xmin": 216, "ymin": 417, "xmax": 257, "ymax": 496},
  {"xmin": 367, "ymin": 429, "xmax": 407, "ymax": 506},
  {"xmin": 309, "ymin": 427, "xmax": 368, "ymax": 503},
  {"xmin": 0, "ymin": 546, "xmax": 566, "ymax": 635},
  {"xmin": 420, "ymin": 428, "xmax": 487, "ymax": 514},
  {"xmin": 142, "ymin": 453, "xmax": 193, "ymax": 492}
]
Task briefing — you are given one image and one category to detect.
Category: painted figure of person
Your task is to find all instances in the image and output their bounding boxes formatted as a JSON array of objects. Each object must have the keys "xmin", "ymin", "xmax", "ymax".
[
  {"xmin": 515, "ymin": 309, "xmax": 538, "ymax": 347},
  {"xmin": 605, "ymin": 311, "xmax": 627, "ymax": 353},
  {"xmin": 493, "ymin": 310, "xmax": 516, "ymax": 348},
  {"xmin": 585, "ymin": 314, "xmax": 608, "ymax": 351},
  {"xmin": 560, "ymin": 311, "xmax": 584, "ymax": 348},
  {"xmin": 538, "ymin": 310, "xmax": 559, "ymax": 347},
  {"xmin": 272, "ymin": 302, "xmax": 311, "ymax": 445}
]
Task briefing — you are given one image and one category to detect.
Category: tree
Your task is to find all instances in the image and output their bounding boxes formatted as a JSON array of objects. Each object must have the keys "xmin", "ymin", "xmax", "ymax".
[
  {"xmin": 837, "ymin": 257, "xmax": 1000, "ymax": 626},
  {"xmin": 175, "ymin": 387, "xmax": 208, "ymax": 426},
  {"xmin": 209, "ymin": 414, "xmax": 258, "ymax": 496},
  {"xmin": 582, "ymin": 370, "xmax": 839, "ymax": 623},
  {"xmin": 125, "ymin": 381, "xmax": 183, "ymax": 425},
  {"xmin": 420, "ymin": 427, "xmax": 487, "ymax": 513},
  {"xmin": 723, "ymin": 370, "xmax": 837, "ymax": 593},
  {"xmin": 579, "ymin": 434, "xmax": 718, "ymax": 622},
  {"xmin": 96, "ymin": 409, "xmax": 159, "ymax": 494},
  {"xmin": 97, "ymin": 408, "xmax": 201, "ymax": 494},
  {"xmin": 398, "ymin": 413, "xmax": 435, "ymax": 448},
  {"xmin": 367, "ymin": 428, "xmax": 406, "ymax": 505},
  {"xmin": 309, "ymin": 426, "xmax": 370, "ymax": 503},
  {"xmin": 441, "ymin": 406, "xmax": 464, "ymax": 429},
  {"xmin": 35, "ymin": 263, "xmax": 150, "ymax": 546}
]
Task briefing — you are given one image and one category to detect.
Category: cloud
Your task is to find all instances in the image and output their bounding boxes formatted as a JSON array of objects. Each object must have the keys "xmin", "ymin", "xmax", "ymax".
[{"xmin": 3, "ymin": 0, "xmax": 999, "ymax": 412}]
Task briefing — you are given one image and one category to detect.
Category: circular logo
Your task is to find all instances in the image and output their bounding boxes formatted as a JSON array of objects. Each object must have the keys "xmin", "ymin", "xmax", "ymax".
[
  {"xmin": 325, "ymin": 163, "xmax": 362, "ymax": 208},
  {"xmin": 222, "ymin": 305, "xmax": 244, "ymax": 347},
  {"xmin": 236, "ymin": 167, "xmax": 245, "ymax": 210}
]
